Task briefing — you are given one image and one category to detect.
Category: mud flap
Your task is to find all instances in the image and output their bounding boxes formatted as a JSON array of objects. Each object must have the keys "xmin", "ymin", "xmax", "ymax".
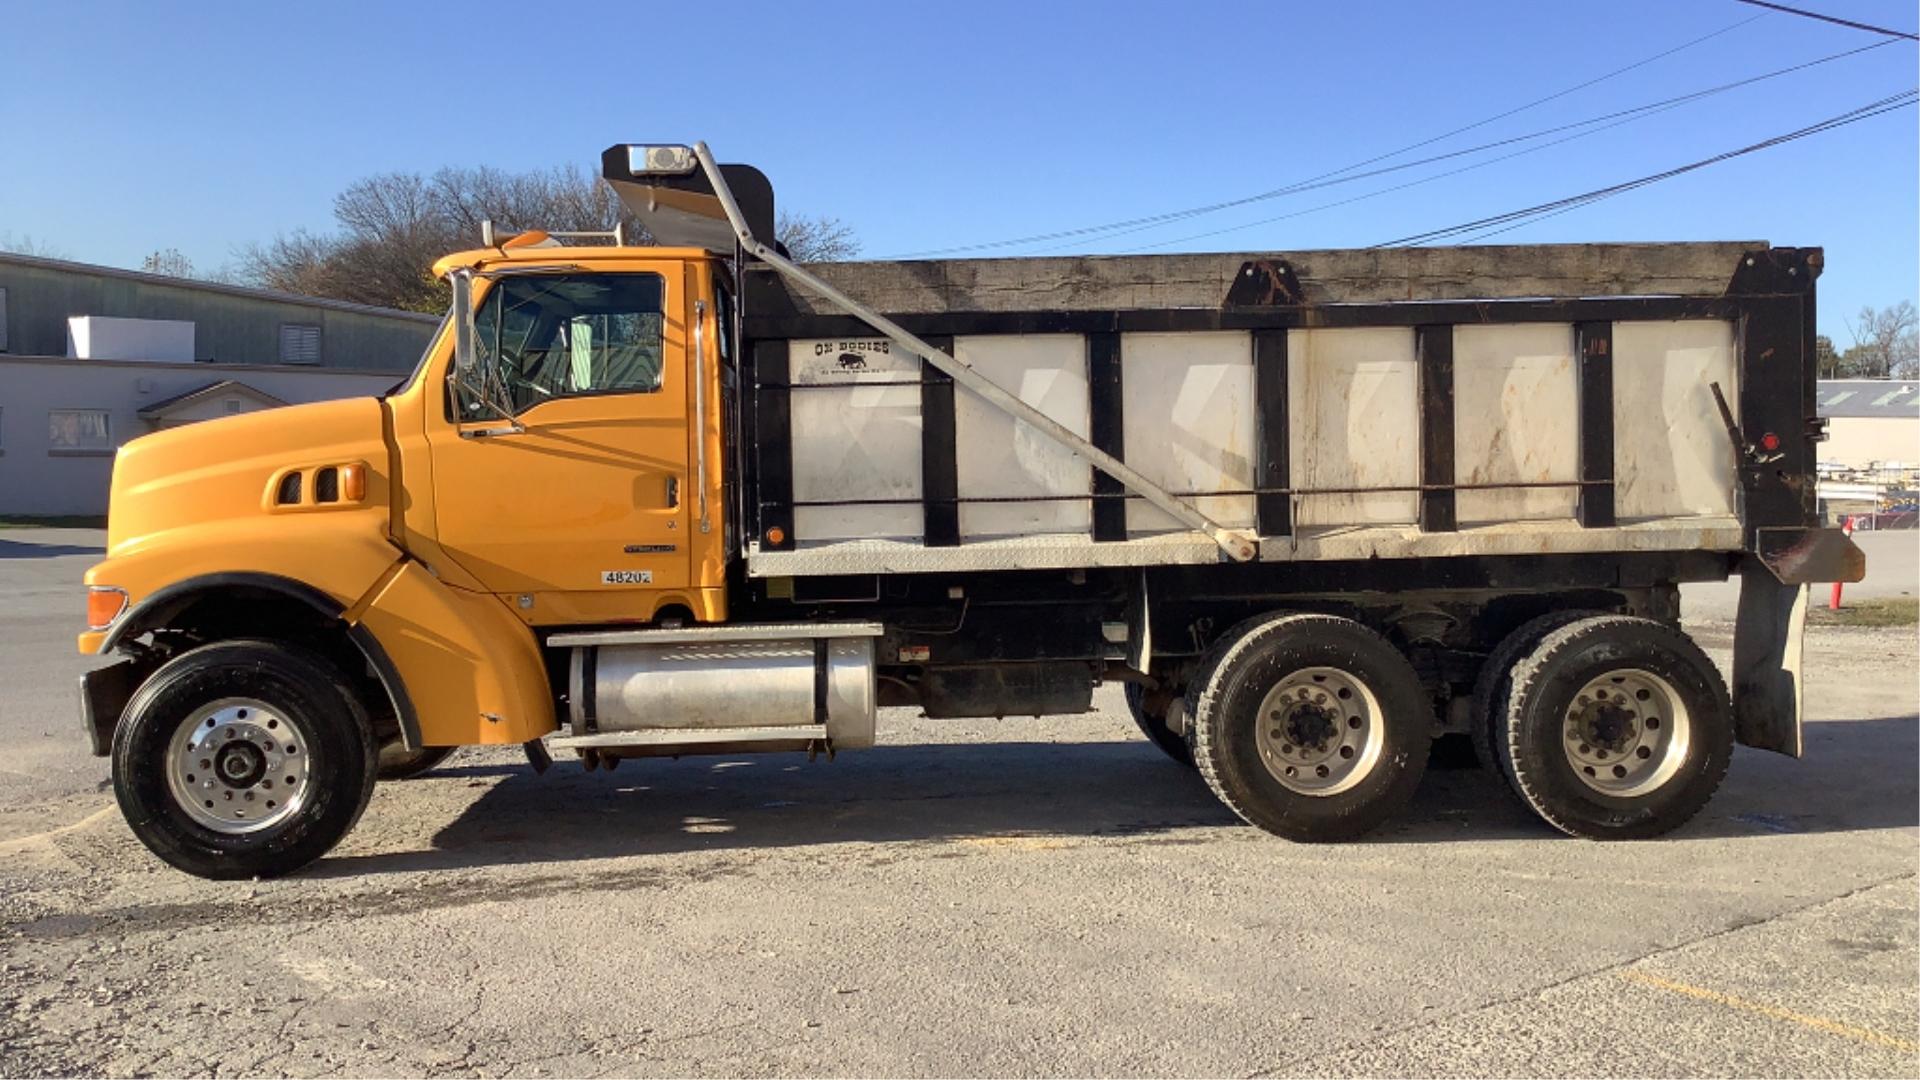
[
  {"xmin": 77, "ymin": 660, "xmax": 144, "ymax": 757},
  {"xmin": 1732, "ymin": 562, "xmax": 1808, "ymax": 758}
]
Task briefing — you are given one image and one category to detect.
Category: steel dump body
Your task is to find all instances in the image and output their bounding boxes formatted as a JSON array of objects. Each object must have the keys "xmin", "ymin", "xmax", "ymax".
[{"xmin": 736, "ymin": 242, "xmax": 1822, "ymax": 581}]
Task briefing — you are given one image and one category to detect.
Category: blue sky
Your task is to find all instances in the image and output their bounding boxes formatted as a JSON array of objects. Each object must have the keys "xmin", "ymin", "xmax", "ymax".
[{"xmin": 1, "ymin": 1, "xmax": 1913, "ymax": 341}]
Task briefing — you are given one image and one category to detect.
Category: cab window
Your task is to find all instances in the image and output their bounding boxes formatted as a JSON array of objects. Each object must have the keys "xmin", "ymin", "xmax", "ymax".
[{"xmin": 455, "ymin": 273, "xmax": 666, "ymax": 416}]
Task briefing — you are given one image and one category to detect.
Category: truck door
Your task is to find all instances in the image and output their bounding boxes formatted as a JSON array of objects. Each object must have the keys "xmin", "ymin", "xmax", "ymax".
[{"xmin": 424, "ymin": 267, "xmax": 692, "ymax": 619}]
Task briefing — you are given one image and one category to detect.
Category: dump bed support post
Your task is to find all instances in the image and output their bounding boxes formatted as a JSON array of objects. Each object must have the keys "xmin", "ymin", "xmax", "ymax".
[
  {"xmin": 1252, "ymin": 329, "xmax": 1291, "ymax": 539},
  {"xmin": 750, "ymin": 339, "xmax": 796, "ymax": 551},
  {"xmin": 1575, "ymin": 322, "xmax": 1617, "ymax": 528},
  {"xmin": 692, "ymin": 142, "xmax": 1258, "ymax": 564},
  {"xmin": 920, "ymin": 336, "xmax": 960, "ymax": 546},
  {"xmin": 1088, "ymin": 332, "xmax": 1128, "ymax": 543},
  {"xmin": 1416, "ymin": 325, "xmax": 1456, "ymax": 533}
]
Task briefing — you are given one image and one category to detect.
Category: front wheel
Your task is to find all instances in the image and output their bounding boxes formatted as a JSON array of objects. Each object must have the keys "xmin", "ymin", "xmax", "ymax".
[
  {"xmin": 1189, "ymin": 613, "xmax": 1431, "ymax": 842},
  {"xmin": 1496, "ymin": 616, "xmax": 1732, "ymax": 839},
  {"xmin": 376, "ymin": 744, "xmax": 457, "ymax": 781},
  {"xmin": 111, "ymin": 640, "xmax": 378, "ymax": 879}
]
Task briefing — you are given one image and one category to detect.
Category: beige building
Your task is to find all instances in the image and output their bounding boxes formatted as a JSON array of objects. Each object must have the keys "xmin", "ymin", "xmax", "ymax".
[{"xmin": 1818, "ymin": 380, "xmax": 1919, "ymax": 470}]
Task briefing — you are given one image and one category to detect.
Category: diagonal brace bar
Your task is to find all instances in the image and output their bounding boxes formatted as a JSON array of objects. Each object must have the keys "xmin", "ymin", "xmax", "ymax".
[{"xmin": 692, "ymin": 142, "xmax": 1257, "ymax": 563}]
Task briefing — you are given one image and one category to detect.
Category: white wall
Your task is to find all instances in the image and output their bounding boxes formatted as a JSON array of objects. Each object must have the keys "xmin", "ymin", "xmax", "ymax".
[
  {"xmin": 66, "ymin": 316, "xmax": 196, "ymax": 362},
  {"xmin": 1822, "ymin": 417, "xmax": 1920, "ymax": 469},
  {"xmin": 0, "ymin": 357, "xmax": 397, "ymax": 516}
]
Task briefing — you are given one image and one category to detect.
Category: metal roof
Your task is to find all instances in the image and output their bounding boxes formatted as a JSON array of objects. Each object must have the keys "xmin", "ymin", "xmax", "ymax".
[
  {"xmin": 1817, "ymin": 380, "xmax": 1920, "ymax": 419},
  {"xmin": 0, "ymin": 250, "xmax": 440, "ymax": 323},
  {"xmin": 136, "ymin": 379, "xmax": 287, "ymax": 420}
]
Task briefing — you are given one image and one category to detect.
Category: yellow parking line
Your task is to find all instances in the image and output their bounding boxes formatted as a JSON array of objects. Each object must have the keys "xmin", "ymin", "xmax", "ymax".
[{"xmin": 1618, "ymin": 970, "xmax": 1920, "ymax": 1054}]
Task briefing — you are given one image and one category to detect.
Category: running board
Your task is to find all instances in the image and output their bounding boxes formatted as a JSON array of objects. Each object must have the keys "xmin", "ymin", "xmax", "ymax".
[
  {"xmin": 548, "ymin": 621, "xmax": 882, "ymax": 648},
  {"xmin": 550, "ymin": 725, "xmax": 830, "ymax": 752}
]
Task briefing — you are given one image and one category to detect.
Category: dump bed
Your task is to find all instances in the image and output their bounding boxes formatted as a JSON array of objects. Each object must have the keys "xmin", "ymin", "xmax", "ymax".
[{"xmin": 736, "ymin": 242, "xmax": 1821, "ymax": 579}]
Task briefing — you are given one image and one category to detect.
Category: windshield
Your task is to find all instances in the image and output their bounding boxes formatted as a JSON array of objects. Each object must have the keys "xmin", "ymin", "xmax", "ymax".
[{"xmin": 454, "ymin": 272, "xmax": 666, "ymax": 417}]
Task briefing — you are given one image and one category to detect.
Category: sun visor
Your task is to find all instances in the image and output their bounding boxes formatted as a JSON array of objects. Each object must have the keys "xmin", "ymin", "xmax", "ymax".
[{"xmin": 599, "ymin": 145, "xmax": 777, "ymax": 252}]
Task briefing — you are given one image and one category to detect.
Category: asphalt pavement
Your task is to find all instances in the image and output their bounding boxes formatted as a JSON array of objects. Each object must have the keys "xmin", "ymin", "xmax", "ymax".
[{"xmin": 1, "ymin": 527, "xmax": 1914, "ymax": 1077}]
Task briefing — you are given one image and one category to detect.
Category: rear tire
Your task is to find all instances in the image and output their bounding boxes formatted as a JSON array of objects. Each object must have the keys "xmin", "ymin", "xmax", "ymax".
[
  {"xmin": 1124, "ymin": 682, "xmax": 1194, "ymax": 766},
  {"xmin": 1496, "ymin": 616, "xmax": 1732, "ymax": 839},
  {"xmin": 111, "ymin": 640, "xmax": 378, "ymax": 879},
  {"xmin": 376, "ymin": 745, "xmax": 457, "ymax": 781},
  {"xmin": 1190, "ymin": 614, "xmax": 1431, "ymax": 842},
  {"xmin": 1470, "ymin": 610, "xmax": 1598, "ymax": 789}
]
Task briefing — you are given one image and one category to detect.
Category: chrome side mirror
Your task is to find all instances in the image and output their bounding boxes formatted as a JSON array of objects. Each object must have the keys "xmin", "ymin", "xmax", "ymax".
[{"xmin": 451, "ymin": 270, "xmax": 477, "ymax": 375}]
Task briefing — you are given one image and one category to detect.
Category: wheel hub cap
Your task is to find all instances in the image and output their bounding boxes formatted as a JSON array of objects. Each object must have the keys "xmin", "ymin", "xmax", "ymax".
[
  {"xmin": 164, "ymin": 699, "xmax": 309, "ymax": 834},
  {"xmin": 1562, "ymin": 669, "xmax": 1692, "ymax": 797},
  {"xmin": 1254, "ymin": 667, "xmax": 1385, "ymax": 797}
]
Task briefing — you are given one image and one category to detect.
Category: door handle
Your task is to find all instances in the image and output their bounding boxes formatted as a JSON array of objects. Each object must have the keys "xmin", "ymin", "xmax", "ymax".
[{"xmin": 666, "ymin": 475, "xmax": 680, "ymax": 509}]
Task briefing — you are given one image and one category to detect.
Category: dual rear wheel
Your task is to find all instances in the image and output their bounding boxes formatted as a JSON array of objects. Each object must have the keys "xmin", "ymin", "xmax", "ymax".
[{"xmin": 1177, "ymin": 611, "xmax": 1732, "ymax": 843}]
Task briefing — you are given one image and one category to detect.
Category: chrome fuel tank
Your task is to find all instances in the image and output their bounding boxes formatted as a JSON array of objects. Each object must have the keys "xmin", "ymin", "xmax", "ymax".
[{"xmin": 560, "ymin": 623, "xmax": 879, "ymax": 750}]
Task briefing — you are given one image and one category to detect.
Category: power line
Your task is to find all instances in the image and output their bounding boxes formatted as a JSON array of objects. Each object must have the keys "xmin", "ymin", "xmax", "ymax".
[
  {"xmin": 879, "ymin": 14, "xmax": 1767, "ymax": 258},
  {"xmin": 1090, "ymin": 38, "xmax": 1889, "ymax": 254},
  {"xmin": 1730, "ymin": 0, "xmax": 1918, "ymax": 40},
  {"xmin": 1369, "ymin": 90, "xmax": 1917, "ymax": 248}
]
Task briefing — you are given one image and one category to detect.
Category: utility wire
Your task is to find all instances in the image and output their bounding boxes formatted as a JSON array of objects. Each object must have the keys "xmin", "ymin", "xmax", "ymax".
[
  {"xmin": 879, "ymin": 15, "xmax": 1766, "ymax": 258},
  {"xmin": 1368, "ymin": 90, "xmax": 1917, "ymax": 248},
  {"xmin": 1731, "ymin": 0, "xmax": 1918, "ymax": 40},
  {"xmin": 1085, "ymin": 38, "xmax": 1889, "ymax": 253}
]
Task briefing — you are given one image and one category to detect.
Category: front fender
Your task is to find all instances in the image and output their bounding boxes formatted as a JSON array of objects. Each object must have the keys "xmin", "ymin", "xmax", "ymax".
[{"xmin": 356, "ymin": 562, "xmax": 556, "ymax": 746}]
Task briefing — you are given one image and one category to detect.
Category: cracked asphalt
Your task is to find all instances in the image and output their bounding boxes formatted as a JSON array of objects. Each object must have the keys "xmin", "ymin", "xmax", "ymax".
[{"xmin": 1, "ymin": 528, "xmax": 1915, "ymax": 1077}]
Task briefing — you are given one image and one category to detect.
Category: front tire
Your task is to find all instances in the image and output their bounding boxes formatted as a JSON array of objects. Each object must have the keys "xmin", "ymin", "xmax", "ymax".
[
  {"xmin": 1496, "ymin": 616, "xmax": 1732, "ymax": 839},
  {"xmin": 1190, "ymin": 614, "xmax": 1431, "ymax": 842},
  {"xmin": 376, "ymin": 745, "xmax": 457, "ymax": 781},
  {"xmin": 111, "ymin": 640, "xmax": 378, "ymax": 879}
]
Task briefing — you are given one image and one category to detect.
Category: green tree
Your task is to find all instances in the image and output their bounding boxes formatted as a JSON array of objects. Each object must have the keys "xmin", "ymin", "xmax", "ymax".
[{"xmin": 1815, "ymin": 334, "xmax": 1843, "ymax": 379}]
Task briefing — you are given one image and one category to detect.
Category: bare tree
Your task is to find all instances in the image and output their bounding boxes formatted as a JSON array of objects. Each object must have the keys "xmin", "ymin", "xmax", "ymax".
[
  {"xmin": 776, "ymin": 212, "xmax": 860, "ymax": 262},
  {"xmin": 237, "ymin": 163, "xmax": 859, "ymax": 310},
  {"xmin": 1843, "ymin": 302, "xmax": 1920, "ymax": 380},
  {"xmin": 140, "ymin": 248, "xmax": 195, "ymax": 278},
  {"xmin": 0, "ymin": 232, "xmax": 68, "ymax": 259}
]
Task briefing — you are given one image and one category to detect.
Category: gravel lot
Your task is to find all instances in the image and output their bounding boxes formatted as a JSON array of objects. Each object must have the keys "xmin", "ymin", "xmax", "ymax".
[{"xmin": 2, "ymin": 528, "xmax": 1915, "ymax": 1077}]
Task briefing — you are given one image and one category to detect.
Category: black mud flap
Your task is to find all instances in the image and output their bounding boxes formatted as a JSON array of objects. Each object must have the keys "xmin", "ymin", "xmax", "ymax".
[
  {"xmin": 1732, "ymin": 563, "xmax": 1808, "ymax": 758},
  {"xmin": 78, "ymin": 660, "xmax": 144, "ymax": 757}
]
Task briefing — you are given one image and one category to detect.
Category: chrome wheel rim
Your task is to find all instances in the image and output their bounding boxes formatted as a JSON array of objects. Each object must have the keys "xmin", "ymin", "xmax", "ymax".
[
  {"xmin": 164, "ymin": 698, "xmax": 310, "ymax": 834},
  {"xmin": 1255, "ymin": 667, "xmax": 1385, "ymax": 796},
  {"xmin": 1562, "ymin": 668, "xmax": 1691, "ymax": 797}
]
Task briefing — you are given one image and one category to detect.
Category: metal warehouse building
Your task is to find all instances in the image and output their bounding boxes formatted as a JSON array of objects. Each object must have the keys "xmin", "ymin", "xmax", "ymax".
[{"xmin": 0, "ymin": 251, "xmax": 438, "ymax": 516}]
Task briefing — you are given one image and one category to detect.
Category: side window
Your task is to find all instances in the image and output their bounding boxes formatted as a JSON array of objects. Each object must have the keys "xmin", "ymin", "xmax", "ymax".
[{"xmin": 455, "ymin": 273, "xmax": 666, "ymax": 417}]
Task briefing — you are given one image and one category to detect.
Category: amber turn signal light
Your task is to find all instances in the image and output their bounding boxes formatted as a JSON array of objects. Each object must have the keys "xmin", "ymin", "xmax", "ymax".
[
  {"xmin": 87, "ymin": 586, "xmax": 129, "ymax": 631},
  {"xmin": 340, "ymin": 462, "xmax": 367, "ymax": 502}
]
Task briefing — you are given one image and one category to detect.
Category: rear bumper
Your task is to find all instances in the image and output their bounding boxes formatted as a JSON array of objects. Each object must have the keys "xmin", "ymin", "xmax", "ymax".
[{"xmin": 1754, "ymin": 526, "xmax": 1866, "ymax": 585}]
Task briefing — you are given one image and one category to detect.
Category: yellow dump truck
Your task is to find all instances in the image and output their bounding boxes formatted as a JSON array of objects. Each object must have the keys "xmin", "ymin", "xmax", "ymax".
[{"xmin": 77, "ymin": 143, "xmax": 1863, "ymax": 878}]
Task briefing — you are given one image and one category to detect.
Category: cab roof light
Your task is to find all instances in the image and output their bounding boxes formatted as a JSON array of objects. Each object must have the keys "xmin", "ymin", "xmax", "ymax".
[{"xmin": 623, "ymin": 144, "xmax": 697, "ymax": 177}]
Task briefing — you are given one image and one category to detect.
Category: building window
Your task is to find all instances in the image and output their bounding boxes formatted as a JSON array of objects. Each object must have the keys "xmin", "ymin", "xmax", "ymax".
[
  {"xmin": 49, "ymin": 409, "xmax": 112, "ymax": 455},
  {"xmin": 280, "ymin": 323, "xmax": 321, "ymax": 364},
  {"xmin": 0, "ymin": 286, "xmax": 9, "ymax": 351}
]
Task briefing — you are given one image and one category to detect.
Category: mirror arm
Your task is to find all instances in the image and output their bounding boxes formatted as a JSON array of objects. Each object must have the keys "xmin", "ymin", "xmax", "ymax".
[{"xmin": 448, "ymin": 268, "xmax": 524, "ymax": 432}]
